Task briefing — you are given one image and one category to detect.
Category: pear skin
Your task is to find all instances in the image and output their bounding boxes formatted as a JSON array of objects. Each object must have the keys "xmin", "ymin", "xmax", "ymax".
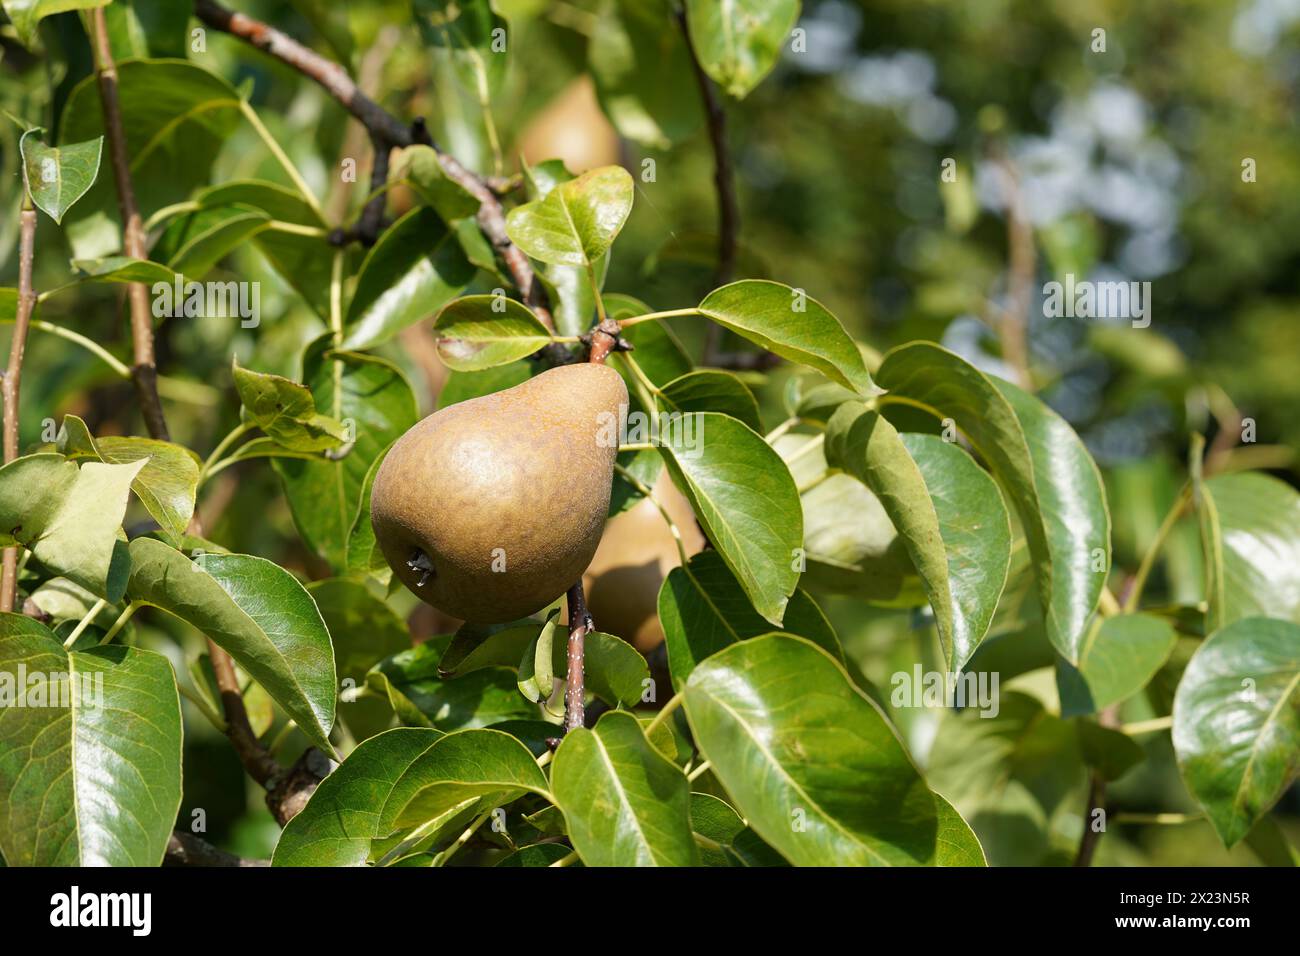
[
  {"xmin": 371, "ymin": 363, "xmax": 627, "ymax": 623},
  {"xmin": 583, "ymin": 471, "xmax": 706, "ymax": 653}
]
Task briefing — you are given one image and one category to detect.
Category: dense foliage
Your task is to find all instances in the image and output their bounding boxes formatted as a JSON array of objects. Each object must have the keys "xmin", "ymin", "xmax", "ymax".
[{"xmin": 0, "ymin": 0, "xmax": 1297, "ymax": 868}]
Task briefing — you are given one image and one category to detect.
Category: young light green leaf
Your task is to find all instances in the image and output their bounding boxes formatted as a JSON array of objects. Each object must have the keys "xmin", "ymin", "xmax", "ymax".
[
  {"xmin": 232, "ymin": 359, "xmax": 348, "ymax": 452},
  {"xmin": 433, "ymin": 294, "xmax": 554, "ymax": 371},
  {"xmin": 69, "ymin": 256, "xmax": 177, "ymax": 285},
  {"xmin": 657, "ymin": 412, "xmax": 802, "ymax": 625},
  {"xmin": 552, "ymin": 711, "xmax": 698, "ymax": 866},
  {"xmin": 658, "ymin": 549, "xmax": 842, "ymax": 688},
  {"xmin": 0, "ymin": 613, "xmax": 181, "ymax": 866},
  {"xmin": 505, "ymin": 165, "xmax": 634, "ymax": 267},
  {"xmin": 0, "ymin": 453, "xmax": 142, "ymax": 601},
  {"xmin": 19, "ymin": 128, "xmax": 102, "ymax": 223},
  {"xmin": 698, "ymin": 280, "xmax": 876, "ymax": 395},
  {"xmin": 341, "ymin": 207, "xmax": 476, "ymax": 350},
  {"xmin": 58, "ymin": 414, "xmax": 200, "ymax": 546},
  {"xmin": 683, "ymin": 634, "xmax": 939, "ymax": 865},
  {"xmin": 684, "ymin": 0, "xmax": 802, "ymax": 99},
  {"xmin": 517, "ymin": 612, "xmax": 560, "ymax": 704},
  {"xmin": 1060, "ymin": 613, "xmax": 1178, "ymax": 715},
  {"xmin": 151, "ymin": 203, "xmax": 270, "ymax": 277},
  {"xmin": 1198, "ymin": 472, "xmax": 1300, "ymax": 631},
  {"xmin": 438, "ymin": 617, "xmax": 548, "ymax": 678},
  {"xmin": 1173, "ymin": 616, "xmax": 1300, "ymax": 847},
  {"xmin": 125, "ymin": 537, "xmax": 337, "ymax": 755},
  {"xmin": 3, "ymin": 0, "xmax": 110, "ymax": 49}
]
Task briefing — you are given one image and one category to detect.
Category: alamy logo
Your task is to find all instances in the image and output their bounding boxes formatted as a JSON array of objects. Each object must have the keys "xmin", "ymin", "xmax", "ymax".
[
  {"xmin": 50, "ymin": 886, "xmax": 151, "ymax": 936},
  {"xmin": 152, "ymin": 274, "xmax": 261, "ymax": 328},
  {"xmin": 1042, "ymin": 273, "xmax": 1151, "ymax": 328},
  {"xmin": 0, "ymin": 664, "xmax": 102, "ymax": 709},
  {"xmin": 890, "ymin": 665, "xmax": 1000, "ymax": 718}
]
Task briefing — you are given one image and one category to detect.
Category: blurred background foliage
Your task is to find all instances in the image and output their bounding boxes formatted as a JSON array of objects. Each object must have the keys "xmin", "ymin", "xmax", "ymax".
[{"xmin": 2, "ymin": 0, "xmax": 1296, "ymax": 864}]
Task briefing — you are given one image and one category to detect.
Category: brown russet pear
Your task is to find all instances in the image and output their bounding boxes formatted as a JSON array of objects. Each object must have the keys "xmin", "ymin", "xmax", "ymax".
[
  {"xmin": 371, "ymin": 363, "xmax": 628, "ymax": 624},
  {"xmin": 583, "ymin": 471, "xmax": 706, "ymax": 653}
]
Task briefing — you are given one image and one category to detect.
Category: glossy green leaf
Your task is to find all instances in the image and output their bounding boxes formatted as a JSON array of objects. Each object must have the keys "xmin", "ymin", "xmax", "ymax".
[
  {"xmin": 658, "ymin": 549, "xmax": 842, "ymax": 688},
  {"xmin": 505, "ymin": 165, "xmax": 634, "ymax": 267},
  {"xmin": 275, "ymin": 339, "xmax": 418, "ymax": 569},
  {"xmin": 552, "ymin": 711, "xmax": 697, "ymax": 866},
  {"xmin": 345, "ymin": 442, "xmax": 394, "ymax": 584},
  {"xmin": 125, "ymin": 537, "xmax": 337, "ymax": 755},
  {"xmin": 548, "ymin": 630, "xmax": 650, "ymax": 708},
  {"xmin": 0, "ymin": 614, "xmax": 181, "ymax": 866},
  {"xmin": 341, "ymin": 207, "xmax": 476, "ymax": 350},
  {"xmin": 589, "ymin": 0, "xmax": 702, "ymax": 147},
  {"xmin": 368, "ymin": 643, "xmax": 537, "ymax": 730},
  {"xmin": 825, "ymin": 406, "xmax": 1011, "ymax": 670},
  {"xmin": 1062, "ymin": 613, "xmax": 1178, "ymax": 714},
  {"xmin": 3, "ymin": 0, "xmax": 109, "ymax": 49},
  {"xmin": 438, "ymin": 617, "xmax": 547, "ymax": 678},
  {"xmin": 433, "ymin": 294, "xmax": 554, "ymax": 371},
  {"xmin": 684, "ymin": 0, "xmax": 801, "ymax": 99},
  {"xmin": 932, "ymin": 794, "xmax": 987, "ymax": 866},
  {"xmin": 1173, "ymin": 616, "xmax": 1300, "ymax": 847},
  {"xmin": 683, "ymin": 634, "xmax": 939, "ymax": 865},
  {"xmin": 1199, "ymin": 472, "xmax": 1300, "ymax": 631},
  {"xmin": 232, "ymin": 360, "xmax": 347, "ymax": 452},
  {"xmin": 69, "ymin": 256, "xmax": 177, "ymax": 285},
  {"xmin": 57, "ymin": 414, "xmax": 199, "ymax": 546},
  {"xmin": 698, "ymin": 280, "xmax": 875, "ymax": 395},
  {"xmin": 0, "ymin": 453, "xmax": 141, "ymax": 602},
  {"xmin": 657, "ymin": 412, "xmax": 802, "ymax": 624},
  {"xmin": 876, "ymin": 343, "xmax": 1110, "ymax": 662},
  {"xmin": 18, "ymin": 128, "xmax": 102, "ymax": 223},
  {"xmin": 658, "ymin": 370, "xmax": 762, "ymax": 432},
  {"xmin": 150, "ymin": 203, "xmax": 269, "ymax": 277}
]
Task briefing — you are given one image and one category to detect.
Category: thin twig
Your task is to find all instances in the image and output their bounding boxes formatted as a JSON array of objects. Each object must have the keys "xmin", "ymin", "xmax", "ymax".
[
  {"xmin": 1074, "ymin": 705, "xmax": 1120, "ymax": 867},
  {"xmin": 991, "ymin": 150, "xmax": 1034, "ymax": 390},
  {"xmin": 165, "ymin": 830, "xmax": 269, "ymax": 867},
  {"xmin": 90, "ymin": 7, "xmax": 169, "ymax": 441},
  {"xmin": 0, "ymin": 199, "xmax": 37, "ymax": 612},
  {"xmin": 563, "ymin": 581, "xmax": 591, "ymax": 734}
]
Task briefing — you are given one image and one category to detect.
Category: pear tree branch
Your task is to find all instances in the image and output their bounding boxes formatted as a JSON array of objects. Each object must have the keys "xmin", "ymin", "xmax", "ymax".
[
  {"xmin": 0, "ymin": 198, "xmax": 38, "ymax": 613},
  {"xmin": 192, "ymin": 0, "xmax": 556, "ymax": 332}
]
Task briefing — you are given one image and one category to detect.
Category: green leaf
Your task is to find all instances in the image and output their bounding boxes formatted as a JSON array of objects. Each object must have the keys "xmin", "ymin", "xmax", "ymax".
[
  {"xmin": 495, "ymin": 843, "xmax": 574, "ymax": 866},
  {"xmin": 616, "ymin": 306, "xmax": 693, "ymax": 385},
  {"xmin": 275, "ymin": 339, "xmax": 418, "ymax": 569},
  {"xmin": 589, "ymin": 0, "xmax": 703, "ymax": 148},
  {"xmin": 57, "ymin": 414, "xmax": 199, "ymax": 547},
  {"xmin": 1061, "ymin": 613, "xmax": 1178, "ymax": 715},
  {"xmin": 368, "ymin": 643, "xmax": 537, "ymax": 730},
  {"xmin": 391, "ymin": 145, "xmax": 481, "ymax": 222},
  {"xmin": 433, "ymin": 294, "xmax": 554, "ymax": 371},
  {"xmin": 69, "ymin": 256, "xmax": 177, "ymax": 285},
  {"xmin": 345, "ymin": 442, "xmax": 394, "ymax": 584},
  {"xmin": 932, "ymin": 795, "xmax": 987, "ymax": 866},
  {"xmin": 340, "ymin": 207, "xmax": 476, "ymax": 350},
  {"xmin": 1077, "ymin": 722, "xmax": 1145, "ymax": 783},
  {"xmin": 1199, "ymin": 472, "xmax": 1300, "ymax": 631},
  {"xmin": 548, "ymin": 630, "xmax": 650, "ymax": 708},
  {"xmin": 18, "ymin": 128, "xmax": 102, "ymax": 223},
  {"xmin": 232, "ymin": 360, "xmax": 347, "ymax": 452},
  {"xmin": 824, "ymin": 407, "xmax": 1011, "ymax": 670},
  {"xmin": 656, "ymin": 412, "xmax": 802, "ymax": 625},
  {"xmin": 0, "ymin": 453, "xmax": 142, "ymax": 601},
  {"xmin": 438, "ymin": 617, "xmax": 547, "ymax": 677},
  {"xmin": 308, "ymin": 578, "xmax": 409, "ymax": 741},
  {"xmin": 658, "ymin": 549, "xmax": 842, "ymax": 688},
  {"xmin": 151, "ymin": 203, "xmax": 270, "ymax": 277},
  {"xmin": 3, "ymin": 0, "xmax": 109, "ymax": 49},
  {"xmin": 0, "ymin": 613, "xmax": 181, "ymax": 865},
  {"xmin": 517, "ymin": 611, "xmax": 560, "ymax": 704},
  {"xmin": 697, "ymin": 280, "xmax": 876, "ymax": 395},
  {"xmin": 683, "ymin": 634, "xmax": 939, "ymax": 865},
  {"xmin": 876, "ymin": 343, "xmax": 1110, "ymax": 662},
  {"xmin": 125, "ymin": 537, "xmax": 337, "ymax": 755},
  {"xmin": 60, "ymin": 60, "xmax": 243, "ymax": 259},
  {"xmin": 1173, "ymin": 616, "xmax": 1300, "ymax": 847},
  {"xmin": 690, "ymin": 792, "xmax": 746, "ymax": 866},
  {"xmin": 684, "ymin": 0, "xmax": 801, "ymax": 99},
  {"xmin": 505, "ymin": 165, "xmax": 634, "ymax": 267},
  {"xmin": 658, "ymin": 370, "xmax": 762, "ymax": 432},
  {"xmin": 552, "ymin": 711, "xmax": 697, "ymax": 865}
]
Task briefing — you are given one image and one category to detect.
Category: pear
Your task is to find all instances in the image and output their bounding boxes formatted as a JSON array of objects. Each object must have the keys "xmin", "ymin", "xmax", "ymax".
[
  {"xmin": 583, "ymin": 471, "xmax": 706, "ymax": 653},
  {"xmin": 371, "ymin": 363, "xmax": 627, "ymax": 623}
]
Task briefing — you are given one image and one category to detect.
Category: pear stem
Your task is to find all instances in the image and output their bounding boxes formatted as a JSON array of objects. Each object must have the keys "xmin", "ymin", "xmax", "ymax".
[{"xmin": 563, "ymin": 581, "xmax": 591, "ymax": 734}]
